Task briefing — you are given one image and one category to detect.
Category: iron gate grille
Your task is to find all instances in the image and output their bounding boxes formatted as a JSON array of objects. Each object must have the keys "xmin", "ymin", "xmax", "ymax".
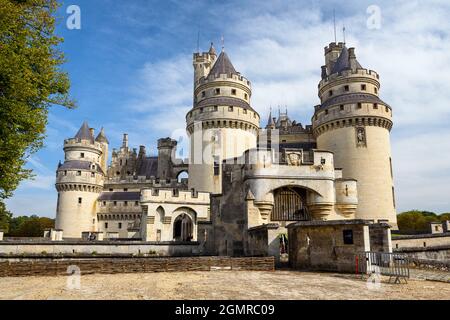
[{"xmin": 271, "ymin": 188, "xmax": 311, "ymax": 221}]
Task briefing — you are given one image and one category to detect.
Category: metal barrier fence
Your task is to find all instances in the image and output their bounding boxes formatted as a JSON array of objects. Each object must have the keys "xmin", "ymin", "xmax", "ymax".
[{"xmin": 355, "ymin": 252, "xmax": 410, "ymax": 284}]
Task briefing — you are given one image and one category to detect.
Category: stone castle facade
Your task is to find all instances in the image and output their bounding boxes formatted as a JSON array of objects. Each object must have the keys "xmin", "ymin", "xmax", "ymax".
[{"xmin": 55, "ymin": 41, "xmax": 397, "ymax": 257}]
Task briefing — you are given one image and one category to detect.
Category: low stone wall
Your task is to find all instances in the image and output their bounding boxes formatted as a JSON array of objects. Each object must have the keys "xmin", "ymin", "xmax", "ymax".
[
  {"xmin": 0, "ymin": 256, "xmax": 275, "ymax": 277},
  {"xmin": 395, "ymin": 245, "xmax": 450, "ymax": 263},
  {"xmin": 392, "ymin": 233, "xmax": 450, "ymax": 249},
  {"xmin": 0, "ymin": 240, "xmax": 201, "ymax": 256}
]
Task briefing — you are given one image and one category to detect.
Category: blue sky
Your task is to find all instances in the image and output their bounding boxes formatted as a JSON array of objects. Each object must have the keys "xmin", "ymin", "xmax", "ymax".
[{"xmin": 5, "ymin": 0, "xmax": 450, "ymax": 217}]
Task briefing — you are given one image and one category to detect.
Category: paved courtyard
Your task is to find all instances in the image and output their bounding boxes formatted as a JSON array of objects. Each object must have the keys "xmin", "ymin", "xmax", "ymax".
[{"xmin": 0, "ymin": 270, "xmax": 449, "ymax": 300}]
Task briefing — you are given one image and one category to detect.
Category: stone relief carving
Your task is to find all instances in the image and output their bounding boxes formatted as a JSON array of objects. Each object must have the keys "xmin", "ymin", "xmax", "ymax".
[{"xmin": 286, "ymin": 152, "xmax": 302, "ymax": 166}]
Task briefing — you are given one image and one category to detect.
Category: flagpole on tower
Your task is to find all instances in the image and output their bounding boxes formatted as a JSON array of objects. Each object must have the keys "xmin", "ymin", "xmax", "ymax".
[
  {"xmin": 343, "ymin": 25, "xmax": 346, "ymax": 44},
  {"xmin": 333, "ymin": 9, "xmax": 337, "ymax": 43}
]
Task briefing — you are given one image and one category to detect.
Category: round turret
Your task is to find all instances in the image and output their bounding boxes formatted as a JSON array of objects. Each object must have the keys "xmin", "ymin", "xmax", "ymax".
[
  {"xmin": 312, "ymin": 43, "xmax": 396, "ymax": 227},
  {"xmin": 187, "ymin": 49, "xmax": 260, "ymax": 194},
  {"xmin": 55, "ymin": 122, "xmax": 106, "ymax": 238}
]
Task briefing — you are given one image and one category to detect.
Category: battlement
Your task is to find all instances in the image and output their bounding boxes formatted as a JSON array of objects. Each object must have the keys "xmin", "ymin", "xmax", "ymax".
[
  {"xmin": 196, "ymin": 72, "xmax": 251, "ymax": 88},
  {"xmin": 193, "ymin": 51, "xmax": 214, "ymax": 61},
  {"xmin": 324, "ymin": 42, "xmax": 345, "ymax": 54},
  {"xmin": 319, "ymin": 68, "xmax": 380, "ymax": 88},
  {"xmin": 64, "ymin": 138, "xmax": 103, "ymax": 153},
  {"xmin": 140, "ymin": 188, "xmax": 210, "ymax": 204},
  {"xmin": 106, "ymin": 176, "xmax": 185, "ymax": 186},
  {"xmin": 158, "ymin": 137, "xmax": 177, "ymax": 149}
]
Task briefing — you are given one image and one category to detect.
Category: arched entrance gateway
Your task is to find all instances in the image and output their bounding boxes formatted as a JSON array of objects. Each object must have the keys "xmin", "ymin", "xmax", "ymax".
[
  {"xmin": 271, "ymin": 187, "xmax": 311, "ymax": 222},
  {"xmin": 173, "ymin": 214, "xmax": 193, "ymax": 242}
]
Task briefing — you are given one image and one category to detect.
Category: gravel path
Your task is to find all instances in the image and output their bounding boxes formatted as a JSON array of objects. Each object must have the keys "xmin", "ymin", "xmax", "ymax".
[{"xmin": 0, "ymin": 270, "xmax": 449, "ymax": 300}]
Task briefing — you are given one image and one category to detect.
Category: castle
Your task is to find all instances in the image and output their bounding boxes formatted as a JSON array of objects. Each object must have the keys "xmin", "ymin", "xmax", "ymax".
[{"xmin": 54, "ymin": 41, "xmax": 396, "ymax": 257}]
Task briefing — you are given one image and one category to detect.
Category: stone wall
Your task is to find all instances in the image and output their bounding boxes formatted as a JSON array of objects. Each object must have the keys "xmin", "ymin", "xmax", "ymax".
[
  {"xmin": 0, "ymin": 256, "xmax": 275, "ymax": 277},
  {"xmin": 288, "ymin": 220, "xmax": 391, "ymax": 273},
  {"xmin": 396, "ymin": 246, "xmax": 450, "ymax": 263},
  {"xmin": 0, "ymin": 241, "xmax": 201, "ymax": 257},
  {"xmin": 392, "ymin": 233, "xmax": 450, "ymax": 249}
]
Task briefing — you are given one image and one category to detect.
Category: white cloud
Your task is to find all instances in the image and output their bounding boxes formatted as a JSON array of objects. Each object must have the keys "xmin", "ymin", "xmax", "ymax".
[
  {"xmin": 117, "ymin": 1, "xmax": 450, "ymax": 213},
  {"xmin": 10, "ymin": 0, "xmax": 450, "ymax": 216}
]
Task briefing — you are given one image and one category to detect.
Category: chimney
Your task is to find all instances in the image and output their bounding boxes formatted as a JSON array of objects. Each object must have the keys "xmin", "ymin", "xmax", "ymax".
[
  {"xmin": 321, "ymin": 66, "xmax": 328, "ymax": 80},
  {"xmin": 348, "ymin": 48, "xmax": 358, "ymax": 70},
  {"xmin": 139, "ymin": 145, "xmax": 146, "ymax": 158},
  {"xmin": 122, "ymin": 134, "xmax": 128, "ymax": 148}
]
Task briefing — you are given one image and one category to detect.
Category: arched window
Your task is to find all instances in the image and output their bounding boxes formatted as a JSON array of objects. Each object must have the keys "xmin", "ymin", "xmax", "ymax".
[
  {"xmin": 177, "ymin": 171, "xmax": 189, "ymax": 183},
  {"xmin": 173, "ymin": 214, "xmax": 193, "ymax": 242}
]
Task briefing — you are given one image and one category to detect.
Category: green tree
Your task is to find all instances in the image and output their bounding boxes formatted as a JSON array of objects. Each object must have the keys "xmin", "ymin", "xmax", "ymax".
[
  {"xmin": 0, "ymin": 0, "xmax": 75, "ymax": 205},
  {"xmin": 0, "ymin": 202, "xmax": 12, "ymax": 232},
  {"xmin": 7, "ymin": 215, "xmax": 54, "ymax": 237},
  {"xmin": 397, "ymin": 210, "xmax": 441, "ymax": 234}
]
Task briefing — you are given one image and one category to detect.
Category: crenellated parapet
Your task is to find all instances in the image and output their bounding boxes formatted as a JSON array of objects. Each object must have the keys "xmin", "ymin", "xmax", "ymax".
[{"xmin": 140, "ymin": 188, "xmax": 210, "ymax": 204}]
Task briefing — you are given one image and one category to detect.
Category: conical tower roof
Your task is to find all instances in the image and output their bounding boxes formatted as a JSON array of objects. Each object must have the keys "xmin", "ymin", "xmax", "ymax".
[
  {"xmin": 266, "ymin": 110, "xmax": 275, "ymax": 128},
  {"xmin": 74, "ymin": 121, "xmax": 94, "ymax": 142},
  {"xmin": 330, "ymin": 46, "xmax": 362, "ymax": 75},
  {"xmin": 95, "ymin": 127, "xmax": 109, "ymax": 144},
  {"xmin": 208, "ymin": 42, "xmax": 217, "ymax": 56},
  {"xmin": 209, "ymin": 51, "xmax": 237, "ymax": 77}
]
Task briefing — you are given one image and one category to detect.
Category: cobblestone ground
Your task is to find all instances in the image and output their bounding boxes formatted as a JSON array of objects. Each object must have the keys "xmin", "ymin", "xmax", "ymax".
[{"xmin": 0, "ymin": 270, "xmax": 449, "ymax": 300}]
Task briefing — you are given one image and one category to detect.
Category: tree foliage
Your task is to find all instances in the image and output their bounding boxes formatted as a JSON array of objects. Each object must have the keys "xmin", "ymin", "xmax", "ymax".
[
  {"xmin": 397, "ymin": 210, "xmax": 449, "ymax": 234},
  {"xmin": 7, "ymin": 215, "xmax": 54, "ymax": 237},
  {"xmin": 0, "ymin": 202, "xmax": 12, "ymax": 232},
  {"xmin": 0, "ymin": 0, "xmax": 75, "ymax": 202}
]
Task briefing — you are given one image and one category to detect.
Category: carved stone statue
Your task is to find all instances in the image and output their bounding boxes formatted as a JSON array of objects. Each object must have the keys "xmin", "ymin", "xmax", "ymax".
[{"xmin": 356, "ymin": 127, "xmax": 366, "ymax": 146}]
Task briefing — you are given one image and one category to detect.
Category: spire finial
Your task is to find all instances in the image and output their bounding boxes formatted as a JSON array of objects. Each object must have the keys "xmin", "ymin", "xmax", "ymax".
[{"xmin": 221, "ymin": 35, "xmax": 225, "ymax": 52}]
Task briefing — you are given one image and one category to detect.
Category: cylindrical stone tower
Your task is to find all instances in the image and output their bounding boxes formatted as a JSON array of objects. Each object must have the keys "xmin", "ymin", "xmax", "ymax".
[
  {"xmin": 312, "ymin": 43, "xmax": 397, "ymax": 227},
  {"xmin": 187, "ymin": 44, "xmax": 260, "ymax": 194},
  {"xmin": 55, "ymin": 122, "xmax": 105, "ymax": 238}
]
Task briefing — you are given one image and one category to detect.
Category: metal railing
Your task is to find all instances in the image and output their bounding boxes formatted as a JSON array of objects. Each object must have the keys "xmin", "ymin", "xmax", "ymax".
[{"xmin": 355, "ymin": 251, "xmax": 410, "ymax": 284}]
